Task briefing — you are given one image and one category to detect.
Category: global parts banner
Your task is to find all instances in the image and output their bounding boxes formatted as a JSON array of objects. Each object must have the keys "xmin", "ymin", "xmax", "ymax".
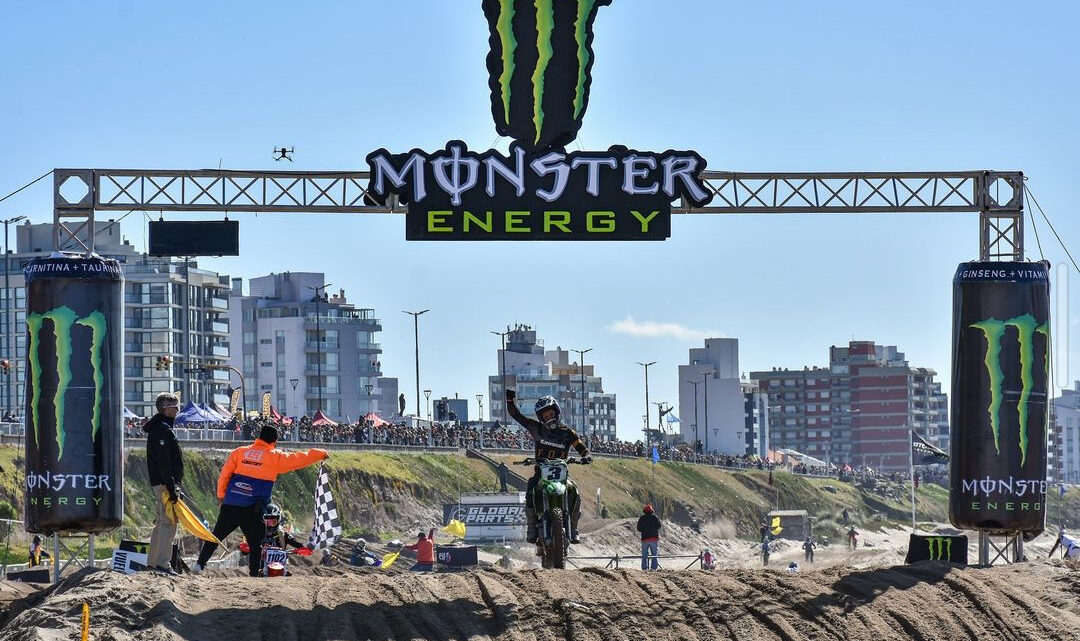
[
  {"xmin": 950, "ymin": 261, "xmax": 1049, "ymax": 536},
  {"xmin": 443, "ymin": 503, "xmax": 526, "ymax": 526},
  {"xmin": 24, "ymin": 255, "xmax": 124, "ymax": 533}
]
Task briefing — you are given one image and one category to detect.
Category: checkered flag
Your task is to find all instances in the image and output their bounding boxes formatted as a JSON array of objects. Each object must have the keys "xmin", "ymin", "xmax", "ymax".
[{"xmin": 307, "ymin": 463, "xmax": 342, "ymax": 550}]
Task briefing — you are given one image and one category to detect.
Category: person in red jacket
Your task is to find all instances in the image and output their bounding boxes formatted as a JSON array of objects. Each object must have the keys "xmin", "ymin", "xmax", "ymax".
[
  {"xmin": 193, "ymin": 425, "xmax": 327, "ymax": 576},
  {"xmin": 404, "ymin": 528, "xmax": 436, "ymax": 571}
]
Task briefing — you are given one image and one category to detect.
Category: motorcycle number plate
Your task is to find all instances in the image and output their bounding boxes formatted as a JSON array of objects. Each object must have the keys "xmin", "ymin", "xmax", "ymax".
[
  {"xmin": 541, "ymin": 464, "xmax": 567, "ymax": 482},
  {"xmin": 264, "ymin": 548, "xmax": 288, "ymax": 566}
]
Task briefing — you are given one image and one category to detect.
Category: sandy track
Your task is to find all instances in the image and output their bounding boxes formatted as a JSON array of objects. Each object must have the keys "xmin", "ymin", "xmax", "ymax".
[{"xmin": 3, "ymin": 561, "xmax": 1078, "ymax": 641}]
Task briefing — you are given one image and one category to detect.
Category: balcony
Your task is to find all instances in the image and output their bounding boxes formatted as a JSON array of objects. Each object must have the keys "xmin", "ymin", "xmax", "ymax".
[
  {"xmin": 305, "ymin": 341, "xmax": 340, "ymax": 350},
  {"xmin": 211, "ymin": 345, "xmax": 229, "ymax": 358},
  {"xmin": 205, "ymin": 321, "xmax": 229, "ymax": 334},
  {"xmin": 125, "ymin": 294, "xmax": 169, "ymax": 305},
  {"xmin": 356, "ymin": 342, "xmax": 381, "ymax": 352},
  {"xmin": 305, "ymin": 364, "xmax": 340, "ymax": 374},
  {"xmin": 209, "ymin": 297, "xmax": 228, "ymax": 310}
]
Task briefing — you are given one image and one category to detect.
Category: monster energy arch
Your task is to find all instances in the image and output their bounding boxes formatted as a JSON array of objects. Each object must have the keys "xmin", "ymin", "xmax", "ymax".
[
  {"xmin": 950, "ymin": 261, "xmax": 1050, "ymax": 536},
  {"xmin": 24, "ymin": 254, "xmax": 123, "ymax": 533}
]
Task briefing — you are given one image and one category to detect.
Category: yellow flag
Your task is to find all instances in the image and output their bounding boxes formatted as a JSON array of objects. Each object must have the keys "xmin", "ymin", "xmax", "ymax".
[
  {"xmin": 380, "ymin": 551, "xmax": 400, "ymax": 569},
  {"xmin": 770, "ymin": 516, "xmax": 783, "ymax": 536},
  {"xmin": 162, "ymin": 491, "xmax": 222, "ymax": 545},
  {"xmin": 441, "ymin": 519, "xmax": 466, "ymax": 539}
]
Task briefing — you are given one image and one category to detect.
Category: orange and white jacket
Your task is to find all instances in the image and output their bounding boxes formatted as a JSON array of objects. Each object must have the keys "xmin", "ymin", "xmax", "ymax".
[{"xmin": 217, "ymin": 438, "xmax": 327, "ymax": 507}]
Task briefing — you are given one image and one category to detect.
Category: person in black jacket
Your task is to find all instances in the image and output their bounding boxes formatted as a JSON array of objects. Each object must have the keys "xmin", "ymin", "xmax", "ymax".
[
  {"xmin": 144, "ymin": 392, "xmax": 182, "ymax": 574},
  {"xmin": 637, "ymin": 503, "xmax": 661, "ymax": 570}
]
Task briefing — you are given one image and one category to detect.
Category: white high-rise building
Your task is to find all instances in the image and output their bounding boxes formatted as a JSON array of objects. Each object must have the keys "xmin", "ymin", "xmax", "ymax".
[
  {"xmin": 1054, "ymin": 381, "xmax": 1080, "ymax": 484},
  {"xmin": 677, "ymin": 338, "xmax": 747, "ymax": 455},
  {"xmin": 228, "ymin": 272, "xmax": 397, "ymax": 421},
  {"xmin": 487, "ymin": 324, "xmax": 616, "ymax": 441}
]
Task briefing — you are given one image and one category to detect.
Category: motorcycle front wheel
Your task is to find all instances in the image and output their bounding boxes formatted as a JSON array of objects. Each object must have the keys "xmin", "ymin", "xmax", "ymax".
[{"xmin": 549, "ymin": 508, "xmax": 565, "ymax": 569}]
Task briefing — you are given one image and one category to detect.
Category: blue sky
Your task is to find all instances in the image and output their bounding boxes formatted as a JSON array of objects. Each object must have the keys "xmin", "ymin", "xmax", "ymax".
[{"xmin": 2, "ymin": 1, "xmax": 1078, "ymax": 440}]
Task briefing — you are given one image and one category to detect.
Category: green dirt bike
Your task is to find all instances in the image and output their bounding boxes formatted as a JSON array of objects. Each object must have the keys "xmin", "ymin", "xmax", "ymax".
[{"xmin": 519, "ymin": 457, "xmax": 583, "ymax": 569}]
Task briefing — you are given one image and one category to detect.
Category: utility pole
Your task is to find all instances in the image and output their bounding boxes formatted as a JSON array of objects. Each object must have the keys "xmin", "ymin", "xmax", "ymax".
[
  {"xmin": 308, "ymin": 283, "xmax": 332, "ymax": 412},
  {"xmin": 404, "ymin": 309, "xmax": 429, "ymax": 422},
  {"xmin": 491, "ymin": 327, "xmax": 509, "ymax": 424},
  {"xmin": 690, "ymin": 380, "xmax": 701, "ymax": 463},
  {"xmin": 571, "ymin": 347, "xmax": 592, "ymax": 438},
  {"xmin": 637, "ymin": 361, "xmax": 655, "ymax": 451},
  {"xmin": 702, "ymin": 371, "xmax": 710, "ymax": 453}
]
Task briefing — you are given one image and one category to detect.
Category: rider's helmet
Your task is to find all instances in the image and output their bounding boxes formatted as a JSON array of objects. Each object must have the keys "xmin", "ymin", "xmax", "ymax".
[
  {"xmin": 534, "ymin": 396, "xmax": 561, "ymax": 427},
  {"xmin": 263, "ymin": 503, "xmax": 283, "ymax": 528}
]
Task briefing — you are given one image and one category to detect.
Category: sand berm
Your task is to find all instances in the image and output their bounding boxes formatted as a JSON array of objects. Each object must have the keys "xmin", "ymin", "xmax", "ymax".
[{"xmin": 3, "ymin": 560, "xmax": 1080, "ymax": 641}]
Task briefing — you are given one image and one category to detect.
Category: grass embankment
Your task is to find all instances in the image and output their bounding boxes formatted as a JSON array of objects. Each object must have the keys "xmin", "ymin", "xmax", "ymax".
[
  {"xmin": 0, "ymin": 444, "xmax": 983, "ymax": 551},
  {"xmin": 489, "ymin": 454, "xmax": 951, "ymax": 540}
]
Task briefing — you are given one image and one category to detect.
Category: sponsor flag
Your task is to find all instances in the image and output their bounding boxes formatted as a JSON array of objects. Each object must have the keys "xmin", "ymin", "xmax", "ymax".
[
  {"xmin": 911, "ymin": 430, "xmax": 949, "ymax": 465},
  {"xmin": 229, "ymin": 387, "xmax": 241, "ymax": 414},
  {"xmin": 441, "ymin": 519, "xmax": 466, "ymax": 539},
  {"xmin": 380, "ymin": 551, "xmax": 400, "ymax": 569},
  {"xmin": 306, "ymin": 464, "xmax": 342, "ymax": 550},
  {"xmin": 261, "ymin": 392, "xmax": 271, "ymax": 418},
  {"xmin": 666, "ymin": 414, "xmax": 680, "ymax": 424},
  {"xmin": 770, "ymin": 516, "xmax": 783, "ymax": 536},
  {"xmin": 651, "ymin": 446, "xmax": 660, "ymax": 464}
]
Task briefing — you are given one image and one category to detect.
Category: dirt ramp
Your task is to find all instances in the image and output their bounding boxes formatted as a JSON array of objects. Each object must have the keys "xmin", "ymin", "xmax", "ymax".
[{"xmin": 3, "ymin": 564, "xmax": 1079, "ymax": 640}]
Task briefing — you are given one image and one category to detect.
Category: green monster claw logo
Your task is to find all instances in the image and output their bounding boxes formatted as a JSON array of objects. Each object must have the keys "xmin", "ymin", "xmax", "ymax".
[
  {"xmin": 483, "ymin": 0, "xmax": 610, "ymax": 150},
  {"xmin": 27, "ymin": 306, "xmax": 107, "ymax": 460},
  {"xmin": 970, "ymin": 313, "xmax": 1049, "ymax": 467},
  {"xmin": 926, "ymin": 536, "xmax": 952, "ymax": 561}
]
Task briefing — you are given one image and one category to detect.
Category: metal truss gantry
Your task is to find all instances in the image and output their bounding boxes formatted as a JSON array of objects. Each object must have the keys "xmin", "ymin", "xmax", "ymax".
[{"xmin": 53, "ymin": 168, "xmax": 1025, "ymax": 260}]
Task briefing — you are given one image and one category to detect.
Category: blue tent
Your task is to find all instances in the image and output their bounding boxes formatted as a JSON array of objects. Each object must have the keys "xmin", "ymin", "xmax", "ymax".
[{"xmin": 174, "ymin": 401, "xmax": 219, "ymax": 425}]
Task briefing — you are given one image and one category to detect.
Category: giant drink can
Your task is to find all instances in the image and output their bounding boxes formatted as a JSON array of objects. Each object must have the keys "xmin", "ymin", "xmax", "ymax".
[
  {"xmin": 950, "ymin": 261, "xmax": 1050, "ymax": 536},
  {"xmin": 24, "ymin": 255, "xmax": 124, "ymax": 533}
]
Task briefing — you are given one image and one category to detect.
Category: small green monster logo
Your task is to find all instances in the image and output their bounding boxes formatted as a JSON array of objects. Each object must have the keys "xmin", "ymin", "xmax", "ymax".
[
  {"xmin": 483, "ymin": 0, "xmax": 610, "ymax": 150},
  {"xmin": 26, "ymin": 306, "xmax": 107, "ymax": 460},
  {"xmin": 926, "ymin": 536, "xmax": 952, "ymax": 560},
  {"xmin": 970, "ymin": 313, "xmax": 1049, "ymax": 467}
]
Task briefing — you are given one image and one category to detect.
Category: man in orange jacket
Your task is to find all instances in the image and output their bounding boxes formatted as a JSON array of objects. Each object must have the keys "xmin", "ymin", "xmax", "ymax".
[
  {"xmin": 193, "ymin": 425, "xmax": 327, "ymax": 575},
  {"xmin": 404, "ymin": 528, "xmax": 437, "ymax": 571}
]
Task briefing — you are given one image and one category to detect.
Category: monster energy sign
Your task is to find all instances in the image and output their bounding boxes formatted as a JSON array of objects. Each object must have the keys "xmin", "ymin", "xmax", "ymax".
[
  {"xmin": 950, "ymin": 261, "xmax": 1049, "ymax": 535},
  {"xmin": 365, "ymin": 0, "xmax": 713, "ymax": 241},
  {"xmin": 27, "ymin": 306, "xmax": 107, "ymax": 458},
  {"xmin": 904, "ymin": 534, "xmax": 968, "ymax": 565},
  {"xmin": 24, "ymin": 254, "xmax": 124, "ymax": 533}
]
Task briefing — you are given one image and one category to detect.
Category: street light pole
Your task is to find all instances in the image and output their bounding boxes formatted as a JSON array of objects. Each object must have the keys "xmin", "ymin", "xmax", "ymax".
[
  {"xmin": 2, "ymin": 215, "xmax": 25, "ymax": 416},
  {"xmin": 702, "ymin": 372, "xmax": 710, "ymax": 453},
  {"xmin": 476, "ymin": 393, "xmax": 483, "ymax": 423},
  {"xmin": 637, "ymin": 361, "xmax": 656, "ymax": 452},
  {"xmin": 491, "ymin": 328, "xmax": 509, "ymax": 424},
  {"xmin": 404, "ymin": 309, "xmax": 430, "ymax": 422},
  {"xmin": 308, "ymin": 283, "xmax": 332, "ymax": 412},
  {"xmin": 571, "ymin": 348, "xmax": 592, "ymax": 438},
  {"xmin": 689, "ymin": 380, "xmax": 701, "ymax": 463}
]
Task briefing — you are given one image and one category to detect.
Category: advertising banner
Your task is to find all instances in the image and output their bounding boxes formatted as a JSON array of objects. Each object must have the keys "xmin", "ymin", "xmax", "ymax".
[
  {"xmin": 904, "ymin": 534, "xmax": 968, "ymax": 565},
  {"xmin": 435, "ymin": 545, "xmax": 479, "ymax": 567},
  {"xmin": 24, "ymin": 255, "xmax": 123, "ymax": 534},
  {"xmin": 443, "ymin": 496, "xmax": 526, "ymax": 542},
  {"xmin": 950, "ymin": 261, "xmax": 1050, "ymax": 536}
]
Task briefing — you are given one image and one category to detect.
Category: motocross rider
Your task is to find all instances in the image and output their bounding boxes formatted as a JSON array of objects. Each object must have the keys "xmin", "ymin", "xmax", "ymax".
[
  {"xmin": 259, "ymin": 503, "xmax": 308, "ymax": 552},
  {"xmin": 505, "ymin": 389, "xmax": 591, "ymax": 544}
]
